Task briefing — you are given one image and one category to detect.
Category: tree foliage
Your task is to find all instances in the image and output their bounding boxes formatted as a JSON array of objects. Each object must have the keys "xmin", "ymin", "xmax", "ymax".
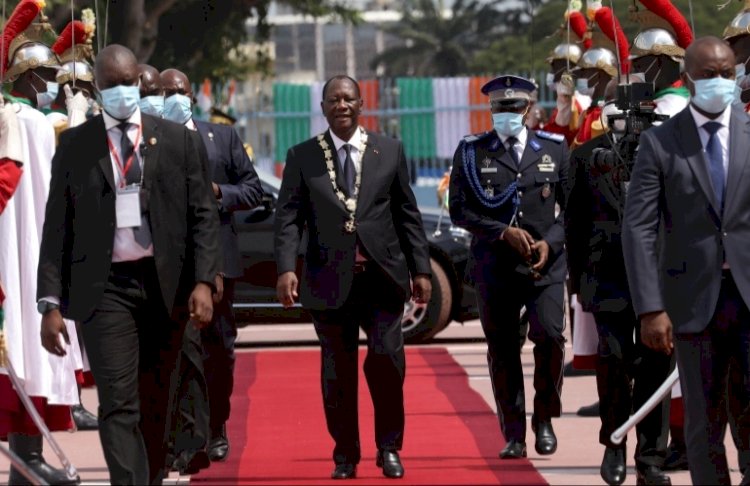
[
  {"xmin": 369, "ymin": 0, "xmax": 545, "ymax": 77},
  {"xmin": 2, "ymin": 0, "xmax": 358, "ymax": 82}
]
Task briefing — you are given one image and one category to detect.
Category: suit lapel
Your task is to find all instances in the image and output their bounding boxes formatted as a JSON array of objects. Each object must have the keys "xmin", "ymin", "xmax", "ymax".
[
  {"xmin": 141, "ymin": 115, "xmax": 162, "ymax": 190},
  {"xmin": 94, "ymin": 116, "xmax": 116, "ymax": 191},
  {"xmin": 723, "ymin": 106, "xmax": 750, "ymax": 218},
  {"xmin": 484, "ymin": 138, "xmax": 515, "ymax": 172},
  {"xmin": 356, "ymin": 130, "xmax": 376, "ymax": 212},
  {"xmin": 676, "ymin": 109, "xmax": 720, "ymax": 212},
  {"xmin": 195, "ymin": 121, "xmax": 218, "ymax": 175},
  {"xmin": 322, "ymin": 130, "xmax": 348, "ymax": 194}
]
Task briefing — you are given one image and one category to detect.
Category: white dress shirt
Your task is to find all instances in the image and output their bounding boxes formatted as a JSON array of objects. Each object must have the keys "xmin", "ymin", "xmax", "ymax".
[
  {"xmin": 329, "ymin": 127, "xmax": 363, "ymax": 176},
  {"xmin": 689, "ymin": 104, "xmax": 731, "ymax": 185},
  {"xmin": 497, "ymin": 126, "xmax": 528, "ymax": 165},
  {"xmin": 103, "ymin": 108, "xmax": 154, "ymax": 262}
]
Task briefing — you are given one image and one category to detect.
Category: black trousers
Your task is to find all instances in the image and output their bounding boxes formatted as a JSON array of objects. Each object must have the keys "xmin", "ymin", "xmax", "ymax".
[
  {"xmin": 593, "ymin": 306, "xmax": 671, "ymax": 468},
  {"xmin": 201, "ymin": 278, "xmax": 237, "ymax": 433},
  {"xmin": 310, "ymin": 265, "xmax": 406, "ymax": 465},
  {"xmin": 81, "ymin": 258, "xmax": 183, "ymax": 485},
  {"xmin": 675, "ymin": 271, "xmax": 750, "ymax": 485},
  {"xmin": 170, "ymin": 320, "xmax": 210, "ymax": 455},
  {"xmin": 475, "ymin": 275, "xmax": 565, "ymax": 442}
]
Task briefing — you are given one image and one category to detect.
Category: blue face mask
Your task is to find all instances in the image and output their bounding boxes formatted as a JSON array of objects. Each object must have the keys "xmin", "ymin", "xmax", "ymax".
[
  {"xmin": 138, "ymin": 95, "xmax": 165, "ymax": 117},
  {"xmin": 163, "ymin": 94, "xmax": 192, "ymax": 124},
  {"xmin": 689, "ymin": 74, "xmax": 739, "ymax": 114},
  {"xmin": 98, "ymin": 85, "xmax": 140, "ymax": 120},
  {"xmin": 492, "ymin": 112, "xmax": 525, "ymax": 137}
]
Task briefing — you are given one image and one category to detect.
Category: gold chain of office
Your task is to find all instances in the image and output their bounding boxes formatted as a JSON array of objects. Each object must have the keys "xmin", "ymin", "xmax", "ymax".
[{"xmin": 317, "ymin": 126, "xmax": 368, "ymax": 234}]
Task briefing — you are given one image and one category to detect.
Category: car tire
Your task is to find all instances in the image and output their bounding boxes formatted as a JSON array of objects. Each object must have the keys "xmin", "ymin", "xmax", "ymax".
[{"xmin": 402, "ymin": 258, "xmax": 452, "ymax": 344}]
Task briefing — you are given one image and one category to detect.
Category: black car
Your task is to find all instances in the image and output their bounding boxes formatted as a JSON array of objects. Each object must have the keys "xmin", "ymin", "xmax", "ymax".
[{"xmin": 232, "ymin": 169, "xmax": 478, "ymax": 343}]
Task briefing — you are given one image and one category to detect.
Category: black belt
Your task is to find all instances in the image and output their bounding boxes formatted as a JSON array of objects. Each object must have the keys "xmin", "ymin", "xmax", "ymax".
[{"xmin": 109, "ymin": 257, "xmax": 156, "ymax": 277}]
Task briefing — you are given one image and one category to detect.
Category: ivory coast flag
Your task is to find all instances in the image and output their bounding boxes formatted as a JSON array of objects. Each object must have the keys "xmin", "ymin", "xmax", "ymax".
[{"xmin": 272, "ymin": 76, "xmax": 494, "ymax": 183}]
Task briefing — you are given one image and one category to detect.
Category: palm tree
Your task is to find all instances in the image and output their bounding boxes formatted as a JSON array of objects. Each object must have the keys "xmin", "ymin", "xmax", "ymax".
[{"xmin": 369, "ymin": 0, "xmax": 509, "ymax": 77}]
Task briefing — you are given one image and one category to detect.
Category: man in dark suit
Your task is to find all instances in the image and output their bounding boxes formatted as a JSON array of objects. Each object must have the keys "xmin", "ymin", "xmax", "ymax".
[
  {"xmin": 449, "ymin": 75, "xmax": 568, "ymax": 461},
  {"xmin": 622, "ymin": 36, "xmax": 750, "ymax": 485},
  {"xmin": 566, "ymin": 131, "xmax": 671, "ymax": 486},
  {"xmin": 161, "ymin": 67, "xmax": 263, "ymax": 466},
  {"xmin": 36, "ymin": 45, "xmax": 220, "ymax": 485},
  {"xmin": 274, "ymin": 74, "xmax": 432, "ymax": 480}
]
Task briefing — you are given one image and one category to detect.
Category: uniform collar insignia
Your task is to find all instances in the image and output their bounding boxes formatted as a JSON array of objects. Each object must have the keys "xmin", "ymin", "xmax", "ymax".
[{"xmin": 529, "ymin": 139, "xmax": 542, "ymax": 152}]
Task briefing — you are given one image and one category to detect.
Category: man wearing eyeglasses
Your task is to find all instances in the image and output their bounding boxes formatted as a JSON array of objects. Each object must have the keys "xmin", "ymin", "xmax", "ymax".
[{"xmin": 449, "ymin": 74, "xmax": 569, "ymax": 461}]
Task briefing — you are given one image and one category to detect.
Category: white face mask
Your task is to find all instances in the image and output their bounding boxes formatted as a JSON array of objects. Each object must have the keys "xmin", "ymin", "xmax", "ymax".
[
  {"xmin": 545, "ymin": 72, "xmax": 556, "ymax": 90},
  {"xmin": 601, "ymin": 102, "xmax": 625, "ymax": 132}
]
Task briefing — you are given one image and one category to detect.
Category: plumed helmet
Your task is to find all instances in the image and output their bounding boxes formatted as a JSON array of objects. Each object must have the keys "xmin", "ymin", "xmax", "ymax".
[
  {"xmin": 1, "ymin": 0, "xmax": 59, "ymax": 82},
  {"xmin": 52, "ymin": 9, "xmax": 96, "ymax": 84},
  {"xmin": 630, "ymin": 0, "xmax": 694, "ymax": 60},
  {"xmin": 724, "ymin": 0, "xmax": 750, "ymax": 41}
]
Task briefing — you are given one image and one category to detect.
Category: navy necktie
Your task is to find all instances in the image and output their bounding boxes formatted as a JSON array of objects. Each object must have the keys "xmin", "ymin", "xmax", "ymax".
[
  {"xmin": 342, "ymin": 144, "xmax": 355, "ymax": 197},
  {"xmin": 703, "ymin": 121, "xmax": 725, "ymax": 211},
  {"xmin": 507, "ymin": 137, "xmax": 520, "ymax": 167}
]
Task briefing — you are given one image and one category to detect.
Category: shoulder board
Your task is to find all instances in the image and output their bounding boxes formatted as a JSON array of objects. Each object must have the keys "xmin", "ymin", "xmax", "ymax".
[
  {"xmin": 535, "ymin": 130, "xmax": 565, "ymax": 143},
  {"xmin": 462, "ymin": 131, "xmax": 492, "ymax": 144}
]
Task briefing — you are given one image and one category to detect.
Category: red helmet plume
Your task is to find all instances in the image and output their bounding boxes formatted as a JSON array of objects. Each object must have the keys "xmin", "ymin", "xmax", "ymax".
[{"xmin": 595, "ymin": 7, "xmax": 631, "ymax": 74}]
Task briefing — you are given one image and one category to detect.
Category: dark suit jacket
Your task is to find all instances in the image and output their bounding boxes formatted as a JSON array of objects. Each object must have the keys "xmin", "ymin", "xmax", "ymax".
[
  {"xmin": 449, "ymin": 130, "xmax": 569, "ymax": 286},
  {"xmin": 622, "ymin": 105, "xmax": 750, "ymax": 333},
  {"xmin": 194, "ymin": 120, "xmax": 263, "ymax": 278},
  {"xmin": 274, "ymin": 130, "xmax": 431, "ymax": 310},
  {"xmin": 565, "ymin": 135, "xmax": 631, "ymax": 313},
  {"xmin": 37, "ymin": 113, "xmax": 220, "ymax": 322}
]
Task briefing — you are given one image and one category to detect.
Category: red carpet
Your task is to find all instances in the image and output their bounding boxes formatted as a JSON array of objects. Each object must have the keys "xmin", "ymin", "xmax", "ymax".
[{"xmin": 192, "ymin": 347, "xmax": 546, "ymax": 485}]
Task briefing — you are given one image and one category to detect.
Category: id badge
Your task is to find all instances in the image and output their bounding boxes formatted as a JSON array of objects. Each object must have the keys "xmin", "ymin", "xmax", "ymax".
[{"xmin": 116, "ymin": 185, "xmax": 142, "ymax": 228}]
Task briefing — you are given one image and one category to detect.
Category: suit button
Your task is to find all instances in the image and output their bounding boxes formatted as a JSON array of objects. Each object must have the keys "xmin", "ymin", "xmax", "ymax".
[
  {"xmin": 518, "ymin": 211, "xmax": 524, "ymax": 218},
  {"xmin": 517, "ymin": 173, "xmax": 522, "ymax": 179},
  {"xmin": 518, "ymin": 191, "xmax": 523, "ymax": 197},
  {"xmin": 723, "ymin": 231, "xmax": 728, "ymax": 237}
]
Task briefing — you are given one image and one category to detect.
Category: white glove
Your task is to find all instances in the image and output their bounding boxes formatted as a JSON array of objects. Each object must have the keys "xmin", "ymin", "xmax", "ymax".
[
  {"xmin": 554, "ymin": 91, "xmax": 573, "ymax": 127},
  {"xmin": 65, "ymin": 85, "xmax": 89, "ymax": 128},
  {"xmin": 0, "ymin": 94, "xmax": 24, "ymax": 165}
]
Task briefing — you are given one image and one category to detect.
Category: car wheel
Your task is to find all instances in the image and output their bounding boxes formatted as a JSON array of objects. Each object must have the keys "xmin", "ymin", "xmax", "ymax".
[{"xmin": 402, "ymin": 258, "xmax": 452, "ymax": 344}]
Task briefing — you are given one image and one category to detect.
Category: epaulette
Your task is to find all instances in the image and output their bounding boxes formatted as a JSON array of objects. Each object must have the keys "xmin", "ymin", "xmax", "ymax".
[
  {"xmin": 462, "ymin": 131, "xmax": 492, "ymax": 144},
  {"xmin": 535, "ymin": 130, "xmax": 565, "ymax": 143}
]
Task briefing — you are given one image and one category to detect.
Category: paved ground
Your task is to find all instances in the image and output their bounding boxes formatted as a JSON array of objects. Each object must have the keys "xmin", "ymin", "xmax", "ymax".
[{"xmin": 0, "ymin": 319, "xmax": 743, "ymax": 485}]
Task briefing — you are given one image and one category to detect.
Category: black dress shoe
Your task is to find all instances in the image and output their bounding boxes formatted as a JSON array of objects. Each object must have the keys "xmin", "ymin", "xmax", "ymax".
[
  {"xmin": 636, "ymin": 465, "xmax": 671, "ymax": 486},
  {"xmin": 331, "ymin": 463, "xmax": 357, "ymax": 479},
  {"xmin": 376, "ymin": 450, "xmax": 404, "ymax": 478},
  {"xmin": 173, "ymin": 449, "xmax": 211, "ymax": 475},
  {"xmin": 662, "ymin": 442, "xmax": 688, "ymax": 471},
  {"xmin": 600, "ymin": 447, "xmax": 626, "ymax": 486},
  {"xmin": 71, "ymin": 404, "xmax": 98, "ymax": 431},
  {"xmin": 207, "ymin": 425, "xmax": 229, "ymax": 462},
  {"xmin": 576, "ymin": 401, "xmax": 600, "ymax": 417},
  {"xmin": 563, "ymin": 361, "xmax": 596, "ymax": 376},
  {"xmin": 499, "ymin": 440, "xmax": 527, "ymax": 459},
  {"xmin": 533, "ymin": 420, "xmax": 557, "ymax": 455},
  {"xmin": 8, "ymin": 457, "xmax": 80, "ymax": 485}
]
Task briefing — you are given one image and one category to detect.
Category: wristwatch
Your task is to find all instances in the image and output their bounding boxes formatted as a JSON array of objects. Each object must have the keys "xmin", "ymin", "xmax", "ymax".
[{"xmin": 37, "ymin": 300, "xmax": 60, "ymax": 315}]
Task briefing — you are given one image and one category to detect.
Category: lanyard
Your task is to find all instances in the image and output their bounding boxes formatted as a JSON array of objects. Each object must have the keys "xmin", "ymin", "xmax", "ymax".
[{"xmin": 107, "ymin": 125, "xmax": 143, "ymax": 188}]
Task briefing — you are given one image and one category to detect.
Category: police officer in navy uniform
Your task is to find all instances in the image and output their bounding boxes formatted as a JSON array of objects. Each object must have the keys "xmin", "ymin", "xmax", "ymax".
[{"xmin": 449, "ymin": 75, "xmax": 569, "ymax": 459}]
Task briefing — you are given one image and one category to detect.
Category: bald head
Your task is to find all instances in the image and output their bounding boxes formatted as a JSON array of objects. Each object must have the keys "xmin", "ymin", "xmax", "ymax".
[
  {"xmin": 684, "ymin": 36, "xmax": 735, "ymax": 77},
  {"xmin": 138, "ymin": 64, "xmax": 162, "ymax": 97},
  {"xmin": 161, "ymin": 68, "xmax": 193, "ymax": 98},
  {"xmin": 95, "ymin": 44, "xmax": 139, "ymax": 90}
]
